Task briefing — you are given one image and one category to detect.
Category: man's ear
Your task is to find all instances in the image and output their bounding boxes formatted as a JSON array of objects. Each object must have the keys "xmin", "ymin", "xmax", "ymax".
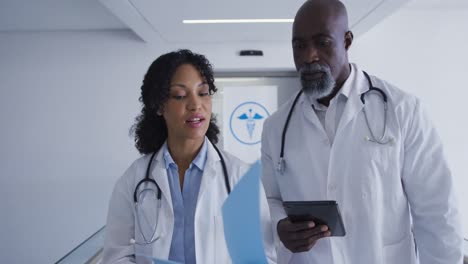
[{"xmin": 345, "ymin": 31, "xmax": 354, "ymax": 50}]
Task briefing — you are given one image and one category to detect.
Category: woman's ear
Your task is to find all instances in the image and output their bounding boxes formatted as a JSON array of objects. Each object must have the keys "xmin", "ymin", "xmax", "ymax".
[{"xmin": 156, "ymin": 105, "xmax": 163, "ymax": 116}]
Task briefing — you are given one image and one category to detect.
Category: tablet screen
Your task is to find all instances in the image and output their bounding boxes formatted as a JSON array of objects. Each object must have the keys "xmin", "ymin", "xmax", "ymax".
[{"xmin": 283, "ymin": 200, "xmax": 346, "ymax": 237}]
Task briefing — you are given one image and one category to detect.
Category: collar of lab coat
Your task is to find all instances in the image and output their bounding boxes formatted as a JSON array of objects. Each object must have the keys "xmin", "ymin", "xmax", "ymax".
[
  {"xmin": 335, "ymin": 63, "xmax": 368, "ymax": 135},
  {"xmin": 299, "ymin": 63, "xmax": 368, "ymax": 134},
  {"xmin": 197, "ymin": 139, "xmax": 223, "ymax": 203},
  {"xmin": 149, "ymin": 137, "xmax": 222, "ymax": 214}
]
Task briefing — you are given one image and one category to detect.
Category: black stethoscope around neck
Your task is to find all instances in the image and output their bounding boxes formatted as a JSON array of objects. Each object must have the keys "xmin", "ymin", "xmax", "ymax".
[
  {"xmin": 276, "ymin": 70, "xmax": 391, "ymax": 174},
  {"xmin": 131, "ymin": 140, "xmax": 231, "ymax": 245}
]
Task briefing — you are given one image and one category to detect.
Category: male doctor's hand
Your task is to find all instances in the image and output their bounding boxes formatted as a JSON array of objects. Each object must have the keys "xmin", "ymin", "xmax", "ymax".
[{"xmin": 277, "ymin": 217, "xmax": 331, "ymax": 253}]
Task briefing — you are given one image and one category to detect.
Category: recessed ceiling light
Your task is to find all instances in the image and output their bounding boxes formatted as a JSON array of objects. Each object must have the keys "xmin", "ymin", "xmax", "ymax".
[
  {"xmin": 183, "ymin": 19, "xmax": 293, "ymax": 24},
  {"xmin": 215, "ymin": 77, "xmax": 263, "ymax": 82}
]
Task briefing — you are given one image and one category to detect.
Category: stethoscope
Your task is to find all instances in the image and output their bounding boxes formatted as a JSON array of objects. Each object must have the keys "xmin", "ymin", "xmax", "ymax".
[
  {"xmin": 277, "ymin": 70, "xmax": 391, "ymax": 174},
  {"xmin": 131, "ymin": 141, "xmax": 231, "ymax": 245}
]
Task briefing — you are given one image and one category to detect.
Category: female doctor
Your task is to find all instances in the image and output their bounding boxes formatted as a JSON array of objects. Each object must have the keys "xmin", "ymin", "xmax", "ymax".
[{"xmin": 102, "ymin": 49, "xmax": 276, "ymax": 264}]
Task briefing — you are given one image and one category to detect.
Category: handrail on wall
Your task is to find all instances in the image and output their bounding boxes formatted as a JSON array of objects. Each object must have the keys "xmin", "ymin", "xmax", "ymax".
[{"xmin": 55, "ymin": 226, "xmax": 105, "ymax": 264}]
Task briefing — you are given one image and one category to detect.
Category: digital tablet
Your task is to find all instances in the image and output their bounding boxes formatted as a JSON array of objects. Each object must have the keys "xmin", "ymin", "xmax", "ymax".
[{"xmin": 283, "ymin": 200, "xmax": 346, "ymax": 237}]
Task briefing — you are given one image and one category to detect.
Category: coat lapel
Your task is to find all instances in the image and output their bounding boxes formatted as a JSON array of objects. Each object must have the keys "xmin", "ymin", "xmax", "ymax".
[
  {"xmin": 151, "ymin": 149, "xmax": 173, "ymax": 214},
  {"xmin": 300, "ymin": 94, "xmax": 328, "ymax": 137},
  {"xmin": 336, "ymin": 67, "xmax": 367, "ymax": 136},
  {"xmin": 197, "ymin": 141, "xmax": 220, "ymax": 204}
]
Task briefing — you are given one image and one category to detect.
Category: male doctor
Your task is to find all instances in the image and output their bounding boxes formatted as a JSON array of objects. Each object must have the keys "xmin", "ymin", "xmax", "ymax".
[{"xmin": 261, "ymin": 0, "xmax": 463, "ymax": 263}]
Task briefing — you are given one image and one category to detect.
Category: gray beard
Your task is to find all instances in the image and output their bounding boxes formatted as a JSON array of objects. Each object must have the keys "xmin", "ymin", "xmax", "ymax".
[{"xmin": 299, "ymin": 63, "xmax": 335, "ymax": 100}]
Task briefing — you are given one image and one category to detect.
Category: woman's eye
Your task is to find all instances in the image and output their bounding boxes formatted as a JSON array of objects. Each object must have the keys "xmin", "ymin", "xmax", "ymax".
[
  {"xmin": 199, "ymin": 92, "xmax": 210, "ymax": 96},
  {"xmin": 172, "ymin": 95, "xmax": 185, "ymax": 100}
]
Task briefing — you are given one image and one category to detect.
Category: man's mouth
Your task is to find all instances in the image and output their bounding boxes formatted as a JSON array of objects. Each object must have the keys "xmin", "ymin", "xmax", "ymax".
[{"xmin": 302, "ymin": 71, "xmax": 324, "ymax": 80}]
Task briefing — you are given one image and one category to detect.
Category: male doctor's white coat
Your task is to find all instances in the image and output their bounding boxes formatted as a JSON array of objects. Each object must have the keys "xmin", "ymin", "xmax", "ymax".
[
  {"xmin": 102, "ymin": 140, "xmax": 277, "ymax": 264},
  {"xmin": 261, "ymin": 64, "xmax": 463, "ymax": 264}
]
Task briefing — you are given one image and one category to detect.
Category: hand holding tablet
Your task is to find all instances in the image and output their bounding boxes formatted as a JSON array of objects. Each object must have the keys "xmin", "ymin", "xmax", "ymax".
[{"xmin": 283, "ymin": 200, "xmax": 346, "ymax": 237}]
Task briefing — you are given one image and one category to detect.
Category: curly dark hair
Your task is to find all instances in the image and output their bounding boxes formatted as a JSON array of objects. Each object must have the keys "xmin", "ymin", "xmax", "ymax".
[{"xmin": 131, "ymin": 49, "xmax": 220, "ymax": 154}]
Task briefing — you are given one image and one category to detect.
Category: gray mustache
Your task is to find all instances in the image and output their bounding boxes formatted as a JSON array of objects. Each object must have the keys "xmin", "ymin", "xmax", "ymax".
[{"xmin": 299, "ymin": 63, "xmax": 329, "ymax": 75}]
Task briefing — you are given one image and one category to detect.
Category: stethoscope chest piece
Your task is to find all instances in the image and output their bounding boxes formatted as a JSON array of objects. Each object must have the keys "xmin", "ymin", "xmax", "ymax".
[{"xmin": 277, "ymin": 157, "xmax": 285, "ymax": 174}]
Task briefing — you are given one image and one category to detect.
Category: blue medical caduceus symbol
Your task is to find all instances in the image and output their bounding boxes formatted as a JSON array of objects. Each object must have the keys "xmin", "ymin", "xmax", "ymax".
[{"xmin": 237, "ymin": 109, "xmax": 264, "ymax": 139}]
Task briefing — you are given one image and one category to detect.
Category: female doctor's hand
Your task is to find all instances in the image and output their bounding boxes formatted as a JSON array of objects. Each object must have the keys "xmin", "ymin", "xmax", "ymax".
[{"xmin": 277, "ymin": 217, "xmax": 331, "ymax": 253}]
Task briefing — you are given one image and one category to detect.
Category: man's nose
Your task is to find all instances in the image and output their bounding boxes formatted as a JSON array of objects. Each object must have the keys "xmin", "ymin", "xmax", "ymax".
[{"xmin": 304, "ymin": 47, "xmax": 320, "ymax": 63}]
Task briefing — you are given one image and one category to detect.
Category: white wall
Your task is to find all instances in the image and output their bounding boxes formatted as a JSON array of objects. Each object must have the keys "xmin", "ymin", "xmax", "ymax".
[
  {"xmin": 0, "ymin": 30, "xmax": 146, "ymax": 263},
  {"xmin": 349, "ymin": 8, "xmax": 468, "ymax": 238}
]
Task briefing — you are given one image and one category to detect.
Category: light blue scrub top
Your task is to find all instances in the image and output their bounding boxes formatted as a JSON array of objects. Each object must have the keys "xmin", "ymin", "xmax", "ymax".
[{"xmin": 162, "ymin": 138, "xmax": 208, "ymax": 264}]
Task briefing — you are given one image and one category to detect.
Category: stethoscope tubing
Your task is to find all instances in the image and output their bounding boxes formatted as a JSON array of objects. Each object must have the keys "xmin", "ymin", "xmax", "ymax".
[
  {"xmin": 277, "ymin": 70, "xmax": 390, "ymax": 173},
  {"xmin": 133, "ymin": 141, "xmax": 230, "ymax": 244}
]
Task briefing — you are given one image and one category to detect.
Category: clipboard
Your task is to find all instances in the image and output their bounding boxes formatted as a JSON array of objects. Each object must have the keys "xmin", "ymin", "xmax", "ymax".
[{"xmin": 283, "ymin": 200, "xmax": 346, "ymax": 237}]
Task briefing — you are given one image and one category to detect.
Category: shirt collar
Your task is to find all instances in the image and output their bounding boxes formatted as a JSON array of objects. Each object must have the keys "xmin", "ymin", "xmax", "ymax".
[
  {"xmin": 308, "ymin": 63, "xmax": 356, "ymax": 110},
  {"xmin": 162, "ymin": 137, "xmax": 208, "ymax": 171},
  {"xmin": 339, "ymin": 63, "xmax": 355, "ymax": 99}
]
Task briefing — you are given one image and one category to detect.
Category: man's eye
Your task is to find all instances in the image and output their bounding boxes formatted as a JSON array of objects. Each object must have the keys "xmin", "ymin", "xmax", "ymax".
[
  {"xmin": 317, "ymin": 39, "xmax": 332, "ymax": 47},
  {"xmin": 293, "ymin": 41, "xmax": 305, "ymax": 49}
]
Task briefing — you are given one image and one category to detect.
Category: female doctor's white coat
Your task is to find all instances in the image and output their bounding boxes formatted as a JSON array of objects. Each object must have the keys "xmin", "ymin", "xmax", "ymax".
[
  {"xmin": 261, "ymin": 64, "xmax": 463, "ymax": 264},
  {"xmin": 102, "ymin": 140, "xmax": 277, "ymax": 264}
]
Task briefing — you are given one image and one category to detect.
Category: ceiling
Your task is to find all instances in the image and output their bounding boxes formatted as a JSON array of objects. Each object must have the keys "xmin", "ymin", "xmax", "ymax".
[
  {"xmin": 98, "ymin": 0, "xmax": 410, "ymax": 44},
  {"xmin": 405, "ymin": 0, "xmax": 468, "ymax": 9},
  {"xmin": 125, "ymin": 0, "xmax": 389, "ymax": 43},
  {"xmin": 0, "ymin": 0, "xmax": 465, "ymax": 43},
  {"xmin": 0, "ymin": 0, "xmax": 126, "ymax": 31}
]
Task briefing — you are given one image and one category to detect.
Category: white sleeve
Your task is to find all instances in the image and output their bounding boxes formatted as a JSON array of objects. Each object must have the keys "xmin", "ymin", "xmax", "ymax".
[
  {"xmin": 401, "ymin": 99, "xmax": 463, "ymax": 263},
  {"xmin": 101, "ymin": 166, "xmax": 137, "ymax": 264},
  {"xmin": 261, "ymin": 119, "xmax": 292, "ymax": 262},
  {"xmin": 259, "ymin": 181, "xmax": 278, "ymax": 264}
]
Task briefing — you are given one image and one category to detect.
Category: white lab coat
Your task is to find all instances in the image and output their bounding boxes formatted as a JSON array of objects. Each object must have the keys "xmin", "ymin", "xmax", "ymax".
[
  {"xmin": 261, "ymin": 64, "xmax": 463, "ymax": 264},
  {"xmin": 102, "ymin": 140, "xmax": 277, "ymax": 264}
]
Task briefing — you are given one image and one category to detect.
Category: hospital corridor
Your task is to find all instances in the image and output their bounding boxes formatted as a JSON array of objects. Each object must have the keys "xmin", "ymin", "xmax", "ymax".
[{"xmin": 1, "ymin": 0, "xmax": 467, "ymax": 263}]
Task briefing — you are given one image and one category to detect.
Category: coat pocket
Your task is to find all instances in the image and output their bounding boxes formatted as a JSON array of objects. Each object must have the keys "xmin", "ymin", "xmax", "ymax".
[
  {"xmin": 133, "ymin": 243, "xmax": 154, "ymax": 264},
  {"xmin": 383, "ymin": 232, "xmax": 417, "ymax": 264}
]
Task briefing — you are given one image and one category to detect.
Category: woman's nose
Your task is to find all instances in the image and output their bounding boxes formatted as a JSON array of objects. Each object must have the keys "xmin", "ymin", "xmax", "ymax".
[{"xmin": 187, "ymin": 94, "xmax": 201, "ymax": 111}]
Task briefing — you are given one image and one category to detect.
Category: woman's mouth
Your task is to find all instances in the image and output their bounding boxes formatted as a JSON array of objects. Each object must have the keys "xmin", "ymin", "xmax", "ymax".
[
  {"xmin": 185, "ymin": 116, "xmax": 205, "ymax": 128},
  {"xmin": 186, "ymin": 117, "xmax": 203, "ymax": 123}
]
